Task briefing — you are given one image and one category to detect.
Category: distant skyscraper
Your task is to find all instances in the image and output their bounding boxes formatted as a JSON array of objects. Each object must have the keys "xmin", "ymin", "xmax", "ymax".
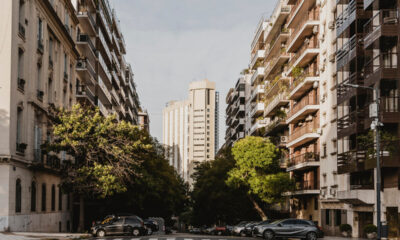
[{"xmin": 163, "ymin": 79, "xmax": 216, "ymax": 183}]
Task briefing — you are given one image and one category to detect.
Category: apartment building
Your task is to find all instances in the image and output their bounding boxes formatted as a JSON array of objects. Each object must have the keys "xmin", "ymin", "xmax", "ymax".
[
  {"xmin": 163, "ymin": 79, "xmax": 217, "ymax": 184},
  {"xmin": 0, "ymin": 0, "xmax": 79, "ymax": 232},
  {"xmin": 335, "ymin": 0, "xmax": 400, "ymax": 237},
  {"xmin": 0, "ymin": 0, "xmax": 142, "ymax": 232},
  {"xmin": 138, "ymin": 110, "xmax": 150, "ymax": 132},
  {"xmin": 225, "ymin": 77, "xmax": 247, "ymax": 146}
]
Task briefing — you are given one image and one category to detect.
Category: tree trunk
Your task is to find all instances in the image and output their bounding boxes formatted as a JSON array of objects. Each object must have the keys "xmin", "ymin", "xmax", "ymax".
[
  {"xmin": 248, "ymin": 195, "xmax": 267, "ymax": 220},
  {"xmin": 77, "ymin": 196, "xmax": 85, "ymax": 232}
]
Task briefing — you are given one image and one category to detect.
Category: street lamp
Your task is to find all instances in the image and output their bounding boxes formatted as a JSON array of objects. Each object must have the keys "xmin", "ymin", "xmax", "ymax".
[{"xmin": 343, "ymin": 83, "xmax": 382, "ymax": 240}]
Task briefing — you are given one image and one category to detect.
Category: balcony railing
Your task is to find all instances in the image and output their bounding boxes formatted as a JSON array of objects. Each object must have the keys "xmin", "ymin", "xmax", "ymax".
[
  {"xmin": 364, "ymin": 9, "xmax": 399, "ymax": 44},
  {"xmin": 364, "ymin": 52, "xmax": 398, "ymax": 79},
  {"xmin": 288, "ymin": 7, "xmax": 319, "ymax": 49},
  {"xmin": 76, "ymin": 85, "xmax": 96, "ymax": 104},
  {"xmin": 287, "ymin": 152, "xmax": 320, "ymax": 167},
  {"xmin": 33, "ymin": 149, "xmax": 44, "ymax": 163},
  {"xmin": 18, "ymin": 23, "xmax": 25, "ymax": 38},
  {"xmin": 17, "ymin": 77, "xmax": 25, "ymax": 92},
  {"xmin": 289, "ymin": 36, "xmax": 319, "ymax": 68},
  {"xmin": 77, "ymin": 11, "xmax": 97, "ymax": 29},
  {"xmin": 336, "ymin": 34, "xmax": 363, "ymax": 63},
  {"xmin": 289, "ymin": 67, "xmax": 319, "ymax": 92},
  {"xmin": 295, "ymin": 180, "xmax": 318, "ymax": 191},
  {"xmin": 77, "ymin": 34, "xmax": 97, "ymax": 56},
  {"xmin": 287, "ymin": 92, "xmax": 318, "ymax": 119},
  {"xmin": 288, "ymin": 119, "xmax": 319, "ymax": 143},
  {"xmin": 77, "ymin": 59, "xmax": 96, "ymax": 79}
]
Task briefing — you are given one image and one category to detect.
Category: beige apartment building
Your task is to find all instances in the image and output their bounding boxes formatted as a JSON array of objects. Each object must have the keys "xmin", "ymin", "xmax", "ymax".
[
  {"xmin": 0, "ymin": 0, "xmax": 142, "ymax": 232},
  {"xmin": 163, "ymin": 79, "xmax": 217, "ymax": 184}
]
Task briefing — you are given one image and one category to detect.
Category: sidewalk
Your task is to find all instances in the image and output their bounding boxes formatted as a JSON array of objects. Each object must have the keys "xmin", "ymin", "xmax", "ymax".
[{"xmin": 0, "ymin": 232, "xmax": 89, "ymax": 240}]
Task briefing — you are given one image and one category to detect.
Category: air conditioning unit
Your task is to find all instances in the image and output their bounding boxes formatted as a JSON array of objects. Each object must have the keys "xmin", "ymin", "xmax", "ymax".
[
  {"xmin": 328, "ymin": 21, "xmax": 335, "ymax": 30},
  {"xmin": 77, "ymin": 61, "xmax": 86, "ymax": 68},
  {"xmin": 330, "ymin": 188, "xmax": 337, "ymax": 196},
  {"xmin": 280, "ymin": 136, "xmax": 288, "ymax": 143}
]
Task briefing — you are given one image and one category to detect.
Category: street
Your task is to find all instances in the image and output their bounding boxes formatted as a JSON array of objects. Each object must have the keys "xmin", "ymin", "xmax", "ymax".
[{"xmin": 89, "ymin": 233, "xmax": 256, "ymax": 240}]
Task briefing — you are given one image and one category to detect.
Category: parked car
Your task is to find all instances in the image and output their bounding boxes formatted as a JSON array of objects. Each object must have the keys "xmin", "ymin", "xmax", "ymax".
[
  {"xmin": 91, "ymin": 216, "xmax": 146, "ymax": 237},
  {"xmin": 212, "ymin": 226, "xmax": 230, "ymax": 236},
  {"xmin": 144, "ymin": 219, "xmax": 159, "ymax": 235},
  {"xmin": 189, "ymin": 227, "xmax": 202, "ymax": 234},
  {"xmin": 253, "ymin": 219, "xmax": 324, "ymax": 240},
  {"xmin": 232, "ymin": 221, "xmax": 251, "ymax": 236},
  {"xmin": 243, "ymin": 221, "xmax": 263, "ymax": 236}
]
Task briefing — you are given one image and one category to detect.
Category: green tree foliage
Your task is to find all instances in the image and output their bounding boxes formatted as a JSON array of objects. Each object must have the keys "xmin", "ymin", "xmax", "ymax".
[
  {"xmin": 227, "ymin": 136, "xmax": 293, "ymax": 220},
  {"xmin": 190, "ymin": 147, "xmax": 259, "ymax": 226}
]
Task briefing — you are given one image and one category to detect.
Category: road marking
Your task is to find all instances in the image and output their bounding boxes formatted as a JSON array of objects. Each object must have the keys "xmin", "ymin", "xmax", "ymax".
[
  {"xmin": 184, "ymin": 238, "xmax": 193, "ymax": 240},
  {"xmin": 167, "ymin": 238, "xmax": 176, "ymax": 240},
  {"xmin": 149, "ymin": 238, "xmax": 158, "ymax": 240}
]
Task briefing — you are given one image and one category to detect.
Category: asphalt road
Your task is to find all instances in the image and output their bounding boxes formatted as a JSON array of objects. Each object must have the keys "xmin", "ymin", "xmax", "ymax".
[{"xmin": 89, "ymin": 233, "xmax": 255, "ymax": 240}]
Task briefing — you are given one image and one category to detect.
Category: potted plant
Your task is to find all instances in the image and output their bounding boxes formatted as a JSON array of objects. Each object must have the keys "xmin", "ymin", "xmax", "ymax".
[
  {"xmin": 339, "ymin": 224, "xmax": 352, "ymax": 237},
  {"xmin": 364, "ymin": 224, "xmax": 377, "ymax": 239}
]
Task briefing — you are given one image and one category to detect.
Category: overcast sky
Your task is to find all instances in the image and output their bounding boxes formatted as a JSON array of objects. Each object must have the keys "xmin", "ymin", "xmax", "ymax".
[{"xmin": 112, "ymin": 0, "xmax": 276, "ymax": 146}]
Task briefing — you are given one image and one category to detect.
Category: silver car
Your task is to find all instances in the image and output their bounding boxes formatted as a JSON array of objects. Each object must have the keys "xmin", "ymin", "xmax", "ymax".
[{"xmin": 253, "ymin": 219, "xmax": 324, "ymax": 240}]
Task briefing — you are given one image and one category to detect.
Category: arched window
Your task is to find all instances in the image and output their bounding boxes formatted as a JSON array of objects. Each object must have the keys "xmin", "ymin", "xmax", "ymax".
[
  {"xmin": 41, "ymin": 183, "xmax": 46, "ymax": 211},
  {"xmin": 31, "ymin": 181, "xmax": 36, "ymax": 212},
  {"xmin": 15, "ymin": 179, "xmax": 22, "ymax": 213},
  {"xmin": 51, "ymin": 185, "xmax": 55, "ymax": 211}
]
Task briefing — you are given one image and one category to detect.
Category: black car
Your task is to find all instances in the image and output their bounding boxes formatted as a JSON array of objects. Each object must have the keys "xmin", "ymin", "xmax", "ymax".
[
  {"xmin": 144, "ymin": 219, "xmax": 159, "ymax": 235},
  {"xmin": 91, "ymin": 216, "xmax": 146, "ymax": 237},
  {"xmin": 253, "ymin": 219, "xmax": 324, "ymax": 240}
]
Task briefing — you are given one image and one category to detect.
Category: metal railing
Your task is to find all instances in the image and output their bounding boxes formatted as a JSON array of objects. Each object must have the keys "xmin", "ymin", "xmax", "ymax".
[
  {"xmin": 364, "ymin": 52, "xmax": 398, "ymax": 78},
  {"xmin": 287, "ymin": 152, "xmax": 320, "ymax": 167},
  {"xmin": 364, "ymin": 9, "xmax": 399, "ymax": 37},
  {"xmin": 288, "ymin": 7, "xmax": 319, "ymax": 48},
  {"xmin": 78, "ymin": 11, "xmax": 97, "ymax": 29},
  {"xmin": 77, "ymin": 34, "xmax": 97, "ymax": 56},
  {"xmin": 288, "ymin": 119, "xmax": 319, "ymax": 143},
  {"xmin": 289, "ymin": 67, "xmax": 319, "ymax": 92},
  {"xmin": 289, "ymin": 35, "xmax": 319, "ymax": 68},
  {"xmin": 287, "ymin": 92, "xmax": 318, "ymax": 119}
]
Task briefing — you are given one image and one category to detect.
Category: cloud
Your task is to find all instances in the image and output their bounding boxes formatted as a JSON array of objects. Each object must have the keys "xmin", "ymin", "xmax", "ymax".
[{"xmin": 112, "ymin": 0, "xmax": 276, "ymax": 145}]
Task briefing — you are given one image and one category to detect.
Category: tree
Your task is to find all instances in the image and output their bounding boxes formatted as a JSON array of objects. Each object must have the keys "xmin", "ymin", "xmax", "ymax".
[
  {"xmin": 226, "ymin": 136, "xmax": 293, "ymax": 220},
  {"xmin": 190, "ymin": 147, "xmax": 258, "ymax": 226},
  {"xmin": 47, "ymin": 104, "xmax": 151, "ymax": 231}
]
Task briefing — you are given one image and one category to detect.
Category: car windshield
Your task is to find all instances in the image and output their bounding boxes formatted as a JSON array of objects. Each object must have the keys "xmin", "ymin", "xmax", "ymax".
[{"xmin": 271, "ymin": 220, "xmax": 283, "ymax": 225}]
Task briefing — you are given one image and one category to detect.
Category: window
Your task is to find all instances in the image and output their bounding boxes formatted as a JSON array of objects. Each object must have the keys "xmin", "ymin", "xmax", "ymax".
[
  {"xmin": 325, "ymin": 209, "xmax": 330, "ymax": 225},
  {"xmin": 322, "ymin": 143, "xmax": 327, "ymax": 158},
  {"xmin": 37, "ymin": 18, "xmax": 43, "ymax": 43},
  {"xmin": 16, "ymin": 107, "xmax": 23, "ymax": 145},
  {"xmin": 19, "ymin": 0, "xmax": 25, "ymax": 24},
  {"xmin": 207, "ymin": 89, "xmax": 210, "ymax": 105},
  {"xmin": 51, "ymin": 185, "xmax": 55, "ymax": 211},
  {"xmin": 48, "ymin": 78, "xmax": 53, "ymax": 103},
  {"xmin": 31, "ymin": 181, "xmax": 36, "ymax": 212},
  {"xmin": 41, "ymin": 183, "xmax": 46, "ymax": 211},
  {"xmin": 58, "ymin": 186, "xmax": 62, "ymax": 211},
  {"xmin": 49, "ymin": 37, "xmax": 53, "ymax": 63},
  {"xmin": 18, "ymin": 48, "xmax": 24, "ymax": 79},
  {"xmin": 314, "ymin": 197, "xmax": 318, "ymax": 210},
  {"xmin": 37, "ymin": 64, "xmax": 42, "ymax": 92},
  {"xmin": 334, "ymin": 210, "xmax": 341, "ymax": 226},
  {"xmin": 64, "ymin": 53, "xmax": 68, "ymax": 76},
  {"xmin": 15, "ymin": 179, "xmax": 22, "ymax": 213},
  {"xmin": 67, "ymin": 194, "xmax": 70, "ymax": 210}
]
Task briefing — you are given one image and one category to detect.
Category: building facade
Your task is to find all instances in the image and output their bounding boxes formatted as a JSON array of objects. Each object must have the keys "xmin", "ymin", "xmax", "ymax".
[
  {"xmin": 138, "ymin": 110, "xmax": 150, "ymax": 132},
  {"xmin": 0, "ymin": 0, "xmax": 142, "ymax": 232},
  {"xmin": 233, "ymin": 0, "xmax": 400, "ymax": 237},
  {"xmin": 225, "ymin": 77, "xmax": 247, "ymax": 146},
  {"xmin": 163, "ymin": 79, "xmax": 217, "ymax": 184}
]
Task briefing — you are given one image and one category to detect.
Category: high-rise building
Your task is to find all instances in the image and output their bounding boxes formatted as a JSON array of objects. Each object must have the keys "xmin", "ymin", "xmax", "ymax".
[
  {"xmin": 138, "ymin": 110, "xmax": 150, "ymax": 132},
  {"xmin": 163, "ymin": 79, "xmax": 217, "ymax": 183},
  {"xmin": 0, "ymin": 0, "xmax": 142, "ymax": 232},
  {"xmin": 225, "ymin": 77, "xmax": 247, "ymax": 146}
]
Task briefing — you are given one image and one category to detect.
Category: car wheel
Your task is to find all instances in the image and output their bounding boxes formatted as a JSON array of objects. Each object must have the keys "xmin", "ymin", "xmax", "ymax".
[
  {"xmin": 263, "ymin": 230, "xmax": 274, "ymax": 240},
  {"xmin": 148, "ymin": 228, "xmax": 153, "ymax": 235},
  {"xmin": 132, "ymin": 228, "xmax": 141, "ymax": 236},
  {"xmin": 96, "ymin": 229, "xmax": 106, "ymax": 237},
  {"xmin": 240, "ymin": 231, "xmax": 246, "ymax": 237},
  {"xmin": 217, "ymin": 231, "xmax": 223, "ymax": 236},
  {"xmin": 306, "ymin": 232, "xmax": 317, "ymax": 240}
]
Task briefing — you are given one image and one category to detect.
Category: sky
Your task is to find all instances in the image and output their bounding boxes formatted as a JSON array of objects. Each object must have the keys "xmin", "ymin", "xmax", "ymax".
[{"xmin": 112, "ymin": 0, "xmax": 277, "ymax": 146}]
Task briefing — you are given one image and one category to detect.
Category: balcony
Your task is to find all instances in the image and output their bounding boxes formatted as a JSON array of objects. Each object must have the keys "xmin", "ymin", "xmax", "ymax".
[
  {"xmin": 364, "ymin": 53, "xmax": 399, "ymax": 86},
  {"xmin": 287, "ymin": 120, "xmax": 319, "ymax": 148},
  {"xmin": 288, "ymin": 36, "xmax": 319, "ymax": 72},
  {"xmin": 336, "ymin": 34, "xmax": 364, "ymax": 70},
  {"xmin": 337, "ymin": 110, "xmax": 366, "ymax": 138},
  {"xmin": 250, "ymin": 50, "xmax": 265, "ymax": 70},
  {"xmin": 17, "ymin": 77, "xmax": 25, "ymax": 92},
  {"xmin": 76, "ymin": 85, "xmax": 96, "ymax": 106},
  {"xmin": 337, "ymin": 188, "xmax": 375, "ymax": 205},
  {"xmin": 251, "ymin": 67, "xmax": 265, "ymax": 85},
  {"xmin": 287, "ymin": 6, "xmax": 319, "ymax": 53},
  {"xmin": 98, "ymin": 28, "xmax": 113, "ymax": 65},
  {"xmin": 18, "ymin": 23, "xmax": 25, "ymax": 39},
  {"xmin": 286, "ymin": 93, "xmax": 319, "ymax": 124},
  {"xmin": 289, "ymin": 70, "xmax": 319, "ymax": 100},
  {"xmin": 98, "ymin": 77, "xmax": 112, "ymax": 106},
  {"xmin": 77, "ymin": 11, "xmax": 97, "ymax": 36},
  {"xmin": 364, "ymin": 9, "xmax": 399, "ymax": 48},
  {"xmin": 77, "ymin": 34, "xmax": 98, "ymax": 62},
  {"xmin": 363, "ymin": 0, "xmax": 373, "ymax": 10},
  {"xmin": 265, "ymin": 1, "xmax": 291, "ymax": 44},
  {"xmin": 286, "ymin": 152, "xmax": 319, "ymax": 172},
  {"xmin": 251, "ymin": 19, "xmax": 268, "ymax": 52},
  {"xmin": 264, "ymin": 92, "xmax": 289, "ymax": 117},
  {"xmin": 250, "ymin": 84, "xmax": 265, "ymax": 102},
  {"xmin": 286, "ymin": 180, "xmax": 320, "ymax": 196},
  {"xmin": 265, "ymin": 117, "xmax": 287, "ymax": 136},
  {"xmin": 98, "ymin": 3, "xmax": 113, "ymax": 41},
  {"xmin": 337, "ymin": 72, "xmax": 364, "ymax": 104},
  {"xmin": 76, "ymin": 59, "xmax": 96, "ymax": 86},
  {"xmin": 264, "ymin": 51, "xmax": 290, "ymax": 79},
  {"xmin": 250, "ymin": 102, "xmax": 265, "ymax": 118},
  {"xmin": 98, "ymin": 54, "xmax": 112, "ymax": 86},
  {"xmin": 249, "ymin": 119, "xmax": 268, "ymax": 136},
  {"xmin": 336, "ymin": 0, "xmax": 365, "ymax": 37},
  {"xmin": 265, "ymin": 29, "xmax": 290, "ymax": 62},
  {"xmin": 110, "ymin": 87, "xmax": 120, "ymax": 106}
]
